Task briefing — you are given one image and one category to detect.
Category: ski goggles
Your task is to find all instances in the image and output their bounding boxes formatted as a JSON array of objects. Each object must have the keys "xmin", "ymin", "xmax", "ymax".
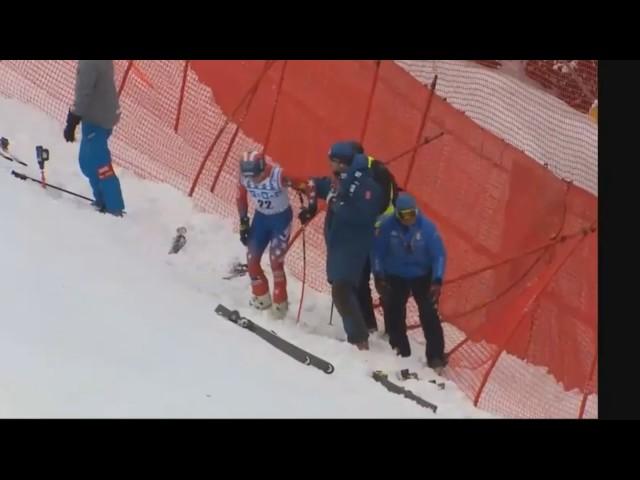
[{"xmin": 396, "ymin": 208, "xmax": 418, "ymax": 223}]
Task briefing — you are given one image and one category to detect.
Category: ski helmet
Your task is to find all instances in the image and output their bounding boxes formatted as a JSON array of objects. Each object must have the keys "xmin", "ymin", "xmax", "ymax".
[{"xmin": 239, "ymin": 151, "xmax": 266, "ymax": 178}]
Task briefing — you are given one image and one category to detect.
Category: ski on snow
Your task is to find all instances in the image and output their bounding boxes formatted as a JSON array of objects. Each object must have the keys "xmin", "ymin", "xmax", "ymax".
[
  {"xmin": 1, "ymin": 137, "xmax": 28, "ymax": 166},
  {"xmin": 215, "ymin": 304, "xmax": 335, "ymax": 374},
  {"xmin": 396, "ymin": 369, "xmax": 445, "ymax": 390},
  {"xmin": 372, "ymin": 370, "xmax": 439, "ymax": 413}
]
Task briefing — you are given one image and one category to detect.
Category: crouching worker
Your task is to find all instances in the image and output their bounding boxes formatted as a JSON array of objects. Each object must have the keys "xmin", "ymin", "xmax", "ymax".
[{"xmin": 372, "ymin": 192, "xmax": 448, "ymax": 372}]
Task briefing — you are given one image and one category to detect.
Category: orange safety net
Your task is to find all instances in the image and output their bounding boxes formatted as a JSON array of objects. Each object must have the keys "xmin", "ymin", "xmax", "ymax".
[
  {"xmin": 473, "ymin": 60, "xmax": 598, "ymax": 114},
  {"xmin": 0, "ymin": 60, "xmax": 597, "ymax": 418},
  {"xmin": 397, "ymin": 61, "xmax": 598, "ymax": 196}
]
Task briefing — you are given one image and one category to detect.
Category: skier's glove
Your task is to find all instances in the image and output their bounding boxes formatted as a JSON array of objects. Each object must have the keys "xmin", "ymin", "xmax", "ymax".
[
  {"xmin": 64, "ymin": 110, "xmax": 82, "ymax": 143},
  {"xmin": 239, "ymin": 216, "xmax": 250, "ymax": 246},
  {"xmin": 325, "ymin": 177, "xmax": 341, "ymax": 207},
  {"xmin": 298, "ymin": 202, "xmax": 317, "ymax": 225}
]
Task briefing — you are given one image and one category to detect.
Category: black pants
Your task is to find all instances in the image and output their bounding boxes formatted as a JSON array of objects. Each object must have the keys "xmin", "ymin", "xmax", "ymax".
[
  {"xmin": 356, "ymin": 257, "xmax": 378, "ymax": 331},
  {"xmin": 332, "ymin": 280, "xmax": 369, "ymax": 345},
  {"xmin": 383, "ymin": 275, "xmax": 445, "ymax": 361},
  {"xmin": 361, "ymin": 257, "xmax": 407, "ymax": 335}
]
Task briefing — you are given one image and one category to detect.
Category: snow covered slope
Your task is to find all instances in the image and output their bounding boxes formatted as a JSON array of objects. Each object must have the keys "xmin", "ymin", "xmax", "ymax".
[{"xmin": 0, "ymin": 97, "xmax": 492, "ymax": 418}]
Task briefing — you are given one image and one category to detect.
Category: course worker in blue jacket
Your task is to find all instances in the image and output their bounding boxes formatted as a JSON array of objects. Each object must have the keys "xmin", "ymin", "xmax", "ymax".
[
  {"xmin": 299, "ymin": 151, "xmax": 383, "ymax": 350},
  {"xmin": 63, "ymin": 60, "xmax": 125, "ymax": 216},
  {"xmin": 372, "ymin": 192, "xmax": 447, "ymax": 370},
  {"xmin": 323, "ymin": 141, "xmax": 401, "ymax": 334}
]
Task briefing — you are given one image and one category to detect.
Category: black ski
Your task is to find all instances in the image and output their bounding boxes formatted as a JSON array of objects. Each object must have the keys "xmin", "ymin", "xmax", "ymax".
[
  {"xmin": 372, "ymin": 370, "xmax": 438, "ymax": 413},
  {"xmin": 215, "ymin": 304, "xmax": 335, "ymax": 374},
  {"xmin": 1, "ymin": 137, "xmax": 28, "ymax": 166},
  {"xmin": 396, "ymin": 369, "xmax": 445, "ymax": 390},
  {"xmin": 1, "ymin": 151, "xmax": 28, "ymax": 166},
  {"xmin": 396, "ymin": 369, "xmax": 420, "ymax": 381}
]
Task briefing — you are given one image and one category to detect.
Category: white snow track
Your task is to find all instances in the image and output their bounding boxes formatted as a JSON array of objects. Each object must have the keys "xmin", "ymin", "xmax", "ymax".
[{"xmin": 0, "ymin": 97, "xmax": 492, "ymax": 418}]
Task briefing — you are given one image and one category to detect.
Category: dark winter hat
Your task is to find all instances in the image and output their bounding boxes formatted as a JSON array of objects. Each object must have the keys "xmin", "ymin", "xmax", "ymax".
[
  {"xmin": 396, "ymin": 192, "xmax": 419, "ymax": 223},
  {"xmin": 395, "ymin": 192, "xmax": 417, "ymax": 211},
  {"xmin": 328, "ymin": 141, "xmax": 364, "ymax": 165}
]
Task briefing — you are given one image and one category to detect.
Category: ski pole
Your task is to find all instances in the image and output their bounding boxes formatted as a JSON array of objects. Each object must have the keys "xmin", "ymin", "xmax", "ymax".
[
  {"xmin": 329, "ymin": 300, "xmax": 334, "ymax": 326},
  {"xmin": 296, "ymin": 192, "xmax": 307, "ymax": 324},
  {"xmin": 11, "ymin": 170, "xmax": 94, "ymax": 202}
]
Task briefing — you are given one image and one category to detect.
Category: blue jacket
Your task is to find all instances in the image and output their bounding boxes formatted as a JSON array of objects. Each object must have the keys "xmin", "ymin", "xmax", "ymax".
[
  {"xmin": 313, "ymin": 155, "xmax": 383, "ymax": 285},
  {"xmin": 372, "ymin": 212, "xmax": 446, "ymax": 283}
]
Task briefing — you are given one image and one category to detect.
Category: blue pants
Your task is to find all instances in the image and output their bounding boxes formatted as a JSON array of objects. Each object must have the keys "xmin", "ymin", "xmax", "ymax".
[
  {"xmin": 247, "ymin": 208, "xmax": 293, "ymax": 303},
  {"xmin": 79, "ymin": 122, "xmax": 125, "ymax": 214}
]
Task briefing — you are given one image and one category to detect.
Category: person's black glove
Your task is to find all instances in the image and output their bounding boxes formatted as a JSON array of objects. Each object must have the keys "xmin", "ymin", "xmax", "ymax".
[
  {"xmin": 374, "ymin": 275, "xmax": 390, "ymax": 301},
  {"xmin": 430, "ymin": 281, "xmax": 442, "ymax": 305},
  {"xmin": 298, "ymin": 202, "xmax": 318, "ymax": 225},
  {"xmin": 64, "ymin": 110, "xmax": 82, "ymax": 142},
  {"xmin": 239, "ymin": 216, "xmax": 250, "ymax": 246}
]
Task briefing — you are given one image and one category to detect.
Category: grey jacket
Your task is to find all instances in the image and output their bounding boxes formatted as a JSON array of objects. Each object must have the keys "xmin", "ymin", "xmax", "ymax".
[{"xmin": 72, "ymin": 60, "xmax": 121, "ymax": 130}]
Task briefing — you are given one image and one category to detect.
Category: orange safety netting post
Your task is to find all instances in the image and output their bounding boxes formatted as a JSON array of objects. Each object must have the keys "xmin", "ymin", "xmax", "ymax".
[
  {"xmin": 262, "ymin": 61, "xmax": 288, "ymax": 155},
  {"xmin": 384, "ymin": 132, "xmax": 446, "ymax": 169},
  {"xmin": 403, "ymin": 75, "xmax": 438, "ymax": 189},
  {"xmin": 578, "ymin": 348, "xmax": 598, "ymax": 419},
  {"xmin": 360, "ymin": 60, "xmax": 381, "ymax": 143},
  {"xmin": 174, "ymin": 60, "xmax": 190, "ymax": 133},
  {"xmin": 117, "ymin": 60, "xmax": 134, "ymax": 98}
]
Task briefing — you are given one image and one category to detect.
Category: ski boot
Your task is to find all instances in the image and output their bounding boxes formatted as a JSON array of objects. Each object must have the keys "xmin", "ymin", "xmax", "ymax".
[
  {"xmin": 91, "ymin": 200, "xmax": 106, "ymax": 213},
  {"xmin": 427, "ymin": 355, "xmax": 448, "ymax": 376},
  {"xmin": 271, "ymin": 301, "xmax": 289, "ymax": 319},
  {"xmin": 250, "ymin": 293, "xmax": 272, "ymax": 311},
  {"xmin": 394, "ymin": 347, "xmax": 411, "ymax": 358}
]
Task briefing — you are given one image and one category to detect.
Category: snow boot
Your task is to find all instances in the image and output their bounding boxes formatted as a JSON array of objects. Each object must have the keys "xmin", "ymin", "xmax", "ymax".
[
  {"xmin": 427, "ymin": 355, "xmax": 448, "ymax": 375},
  {"xmin": 250, "ymin": 293, "xmax": 272, "ymax": 310},
  {"xmin": 271, "ymin": 301, "xmax": 288, "ymax": 319}
]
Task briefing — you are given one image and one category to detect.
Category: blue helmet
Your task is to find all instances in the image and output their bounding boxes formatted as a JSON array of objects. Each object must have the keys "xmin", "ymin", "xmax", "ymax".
[
  {"xmin": 395, "ymin": 192, "xmax": 417, "ymax": 211},
  {"xmin": 395, "ymin": 192, "xmax": 419, "ymax": 223},
  {"xmin": 239, "ymin": 151, "xmax": 266, "ymax": 178}
]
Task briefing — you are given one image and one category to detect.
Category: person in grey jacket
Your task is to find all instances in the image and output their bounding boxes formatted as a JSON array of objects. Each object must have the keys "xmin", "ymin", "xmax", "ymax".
[{"xmin": 64, "ymin": 60, "xmax": 125, "ymax": 216}]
